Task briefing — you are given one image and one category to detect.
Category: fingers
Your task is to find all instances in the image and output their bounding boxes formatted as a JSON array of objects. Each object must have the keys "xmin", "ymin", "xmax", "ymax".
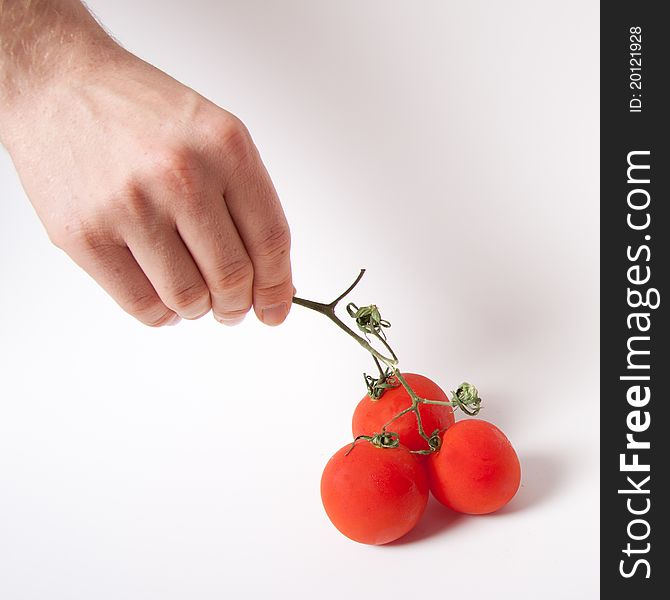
[
  {"xmin": 67, "ymin": 241, "xmax": 181, "ymax": 327},
  {"xmin": 173, "ymin": 188, "xmax": 255, "ymax": 326},
  {"xmin": 124, "ymin": 221, "xmax": 212, "ymax": 320},
  {"xmin": 220, "ymin": 127, "xmax": 293, "ymax": 326},
  {"xmin": 68, "ymin": 119, "xmax": 293, "ymax": 330}
]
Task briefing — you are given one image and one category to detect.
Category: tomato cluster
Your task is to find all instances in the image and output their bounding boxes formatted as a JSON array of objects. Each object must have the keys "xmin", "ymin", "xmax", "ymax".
[{"xmin": 321, "ymin": 374, "xmax": 521, "ymax": 545}]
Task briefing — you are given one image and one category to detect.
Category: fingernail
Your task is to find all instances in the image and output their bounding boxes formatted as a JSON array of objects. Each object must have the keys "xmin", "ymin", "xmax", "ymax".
[
  {"xmin": 292, "ymin": 285, "xmax": 297, "ymax": 296},
  {"xmin": 166, "ymin": 313, "xmax": 182, "ymax": 326},
  {"xmin": 261, "ymin": 302, "xmax": 288, "ymax": 326},
  {"xmin": 214, "ymin": 313, "xmax": 246, "ymax": 326}
]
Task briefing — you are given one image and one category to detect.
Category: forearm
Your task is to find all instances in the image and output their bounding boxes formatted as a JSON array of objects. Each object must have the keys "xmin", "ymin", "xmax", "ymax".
[{"xmin": 0, "ymin": 0, "xmax": 116, "ymax": 122}]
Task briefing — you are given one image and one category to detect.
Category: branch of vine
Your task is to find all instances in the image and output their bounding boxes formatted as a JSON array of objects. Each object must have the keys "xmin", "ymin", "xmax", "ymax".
[{"xmin": 292, "ymin": 269, "xmax": 482, "ymax": 453}]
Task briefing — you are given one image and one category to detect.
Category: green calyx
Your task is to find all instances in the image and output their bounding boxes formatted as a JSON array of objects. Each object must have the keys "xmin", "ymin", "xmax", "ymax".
[
  {"xmin": 293, "ymin": 270, "xmax": 484, "ymax": 455},
  {"xmin": 347, "ymin": 303, "xmax": 391, "ymax": 339},
  {"xmin": 450, "ymin": 382, "xmax": 482, "ymax": 416},
  {"xmin": 364, "ymin": 369, "xmax": 399, "ymax": 400},
  {"xmin": 346, "ymin": 431, "xmax": 400, "ymax": 455}
]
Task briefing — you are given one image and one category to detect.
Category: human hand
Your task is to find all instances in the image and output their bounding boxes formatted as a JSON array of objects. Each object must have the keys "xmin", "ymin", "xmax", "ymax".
[{"xmin": 1, "ymin": 21, "xmax": 292, "ymax": 327}]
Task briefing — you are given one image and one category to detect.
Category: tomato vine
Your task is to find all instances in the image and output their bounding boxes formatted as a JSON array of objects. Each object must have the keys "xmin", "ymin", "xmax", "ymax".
[{"xmin": 292, "ymin": 269, "xmax": 482, "ymax": 454}]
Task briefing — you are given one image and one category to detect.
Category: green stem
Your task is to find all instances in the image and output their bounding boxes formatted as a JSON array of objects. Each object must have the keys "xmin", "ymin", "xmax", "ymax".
[
  {"xmin": 372, "ymin": 355, "xmax": 386, "ymax": 380},
  {"xmin": 379, "ymin": 369, "xmax": 436, "ymax": 446},
  {"xmin": 380, "ymin": 405, "xmax": 414, "ymax": 431},
  {"xmin": 420, "ymin": 399, "xmax": 456, "ymax": 406},
  {"xmin": 292, "ymin": 270, "xmax": 398, "ymax": 366},
  {"xmin": 292, "ymin": 269, "xmax": 481, "ymax": 453}
]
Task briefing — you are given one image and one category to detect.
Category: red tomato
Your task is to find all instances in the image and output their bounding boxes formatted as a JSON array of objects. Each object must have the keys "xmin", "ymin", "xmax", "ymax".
[
  {"xmin": 427, "ymin": 419, "xmax": 521, "ymax": 514},
  {"xmin": 352, "ymin": 373, "xmax": 455, "ymax": 452},
  {"xmin": 320, "ymin": 441, "xmax": 429, "ymax": 545}
]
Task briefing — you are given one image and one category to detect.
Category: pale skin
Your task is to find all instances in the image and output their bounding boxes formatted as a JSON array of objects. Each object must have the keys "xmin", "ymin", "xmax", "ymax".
[{"xmin": 0, "ymin": 0, "xmax": 293, "ymax": 327}]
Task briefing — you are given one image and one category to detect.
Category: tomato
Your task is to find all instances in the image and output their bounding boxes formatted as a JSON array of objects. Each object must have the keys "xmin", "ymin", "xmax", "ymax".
[
  {"xmin": 427, "ymin": 419, "xmax": 521, "ymax": 514},
  {"xmin": 352, "ymin": 373, "xmax": 455, "ymax": 452},
  {"xmin": 320, "ymin": 441, "xmax": 429, "ymax": 545}
]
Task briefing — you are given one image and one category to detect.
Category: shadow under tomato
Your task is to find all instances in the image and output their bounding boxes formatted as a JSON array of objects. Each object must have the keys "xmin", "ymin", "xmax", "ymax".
[
  {"xmin": 489, "ymin": 451, "xmax": 563, "ymax": 516},
  {"xmin": 389, "ymin": 451, "xmax": 562, "ymax": 545},
  {"xmin": 387, "ymin": 496, "xmax": 466, "ymax": 546}
]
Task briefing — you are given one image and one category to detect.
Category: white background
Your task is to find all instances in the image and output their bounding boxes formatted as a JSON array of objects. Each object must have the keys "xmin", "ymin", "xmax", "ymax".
[{"xmin": 0, "ymin": 1, "xmax": 599, "ymax": 598}]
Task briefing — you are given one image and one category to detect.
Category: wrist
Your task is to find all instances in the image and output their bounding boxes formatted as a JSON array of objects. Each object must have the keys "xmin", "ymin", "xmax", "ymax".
[{"xmin": 0, "ymin": 1, "xmax": 123, "ymax": 138}]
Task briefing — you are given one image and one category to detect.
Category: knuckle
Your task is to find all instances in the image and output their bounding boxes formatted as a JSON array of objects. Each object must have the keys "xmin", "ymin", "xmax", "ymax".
[
  {"xmin": 144, "ymin": 311, "xmax": 177, "ymax": 327},
  {"xmin": 253, "ymin": 222, "xmax": 291, "ymax": 261},
  {"xmin": 115, "ymin": 182, "xmax": 153, "ymax": 222},
  {"xmin": 62, "ymin": 221, "xmax": 114, "ymax": 254},
  {"xmin": 127, "ymin": 293, "xmax": 165, "ymax": 322},
  {"xmin": 153, "ymin": 148, "xmax": 205, "ymax": 202},
  {"xmin": 217, "ymin": 116, "xmax": 254, "ymax": 167},
  {"xmin": 171, "ymin": 281, "xmax": 210, "ymax": 313},
  {"xmin": 254, "ymin": 273, "xmax": 293, "ymax": 299},
  {"xmin": 210, "ymin": 258, "xmax": 254, "ymax": 295}
]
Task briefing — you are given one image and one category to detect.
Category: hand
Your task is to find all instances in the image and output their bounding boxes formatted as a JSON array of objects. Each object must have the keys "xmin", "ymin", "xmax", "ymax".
[{"xmin": 1, "ymin": 44, "xmax": 293, "ymax": 327}]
